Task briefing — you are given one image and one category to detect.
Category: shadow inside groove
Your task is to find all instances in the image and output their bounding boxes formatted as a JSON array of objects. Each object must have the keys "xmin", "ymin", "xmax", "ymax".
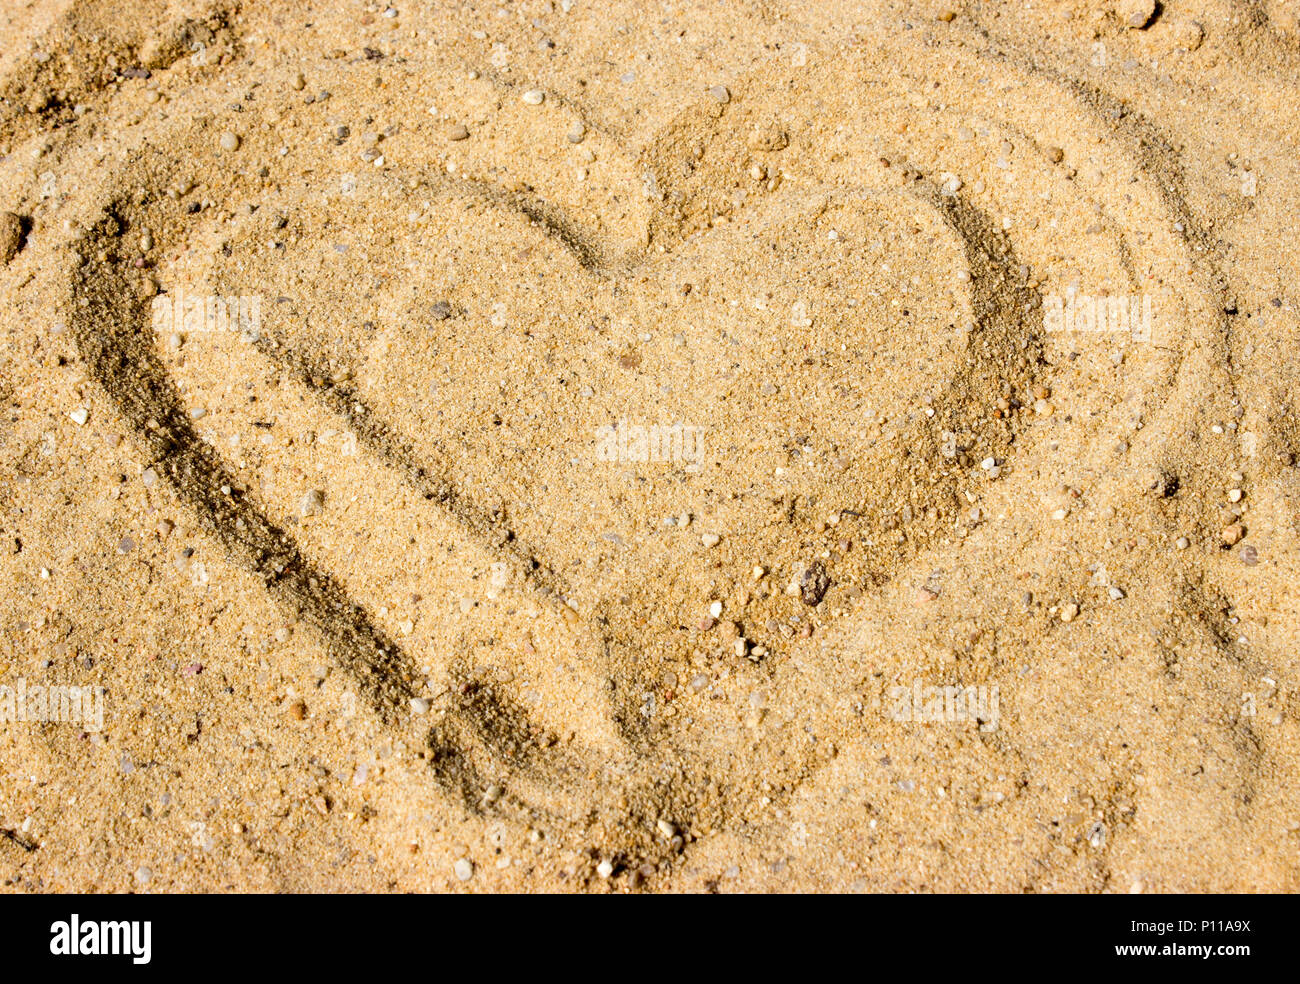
[{"xmin": 69, "ymin": 205, "xmax": 416, "ymax": 723}]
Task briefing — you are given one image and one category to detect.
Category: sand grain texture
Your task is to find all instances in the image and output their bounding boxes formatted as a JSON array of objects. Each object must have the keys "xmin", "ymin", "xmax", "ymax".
[{"xmin": 0, "ymin": 0, "xmax": 1297, "ymax": 892}]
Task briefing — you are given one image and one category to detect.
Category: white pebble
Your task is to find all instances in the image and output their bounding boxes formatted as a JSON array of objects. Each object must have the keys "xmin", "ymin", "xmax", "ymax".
[
  {"xmin": 299, "ymin": 489, "xmax": 325, "ymax": 518},
  {"xmin": 521, "ymin": 88, "xmax": 545, "ymax": 105},
  {"xmin": 453, "ymin": 858, "xmax": 474, "ymax": 881}
]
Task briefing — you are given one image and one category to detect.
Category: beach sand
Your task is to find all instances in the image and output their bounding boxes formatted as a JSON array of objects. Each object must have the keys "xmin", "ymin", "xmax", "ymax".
[{"xmin": 1, "ymin": 0, "xmax": 1297, "ymax": 892}]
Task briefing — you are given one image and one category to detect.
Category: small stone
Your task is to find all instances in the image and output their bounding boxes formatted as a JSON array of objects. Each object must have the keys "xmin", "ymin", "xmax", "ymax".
[
  {"xmin": 656, "ymin": 819, "xmax": 676, "ymax": 839},
  {"xmin": 299, "ymin": 488, "xmax": 325, "ymax": 518},
  {"xmin": 431, "ymin": 300, "xmax": 453, "ymax": 320},
  {"xmin": 1175, "ymin": 19, "xmax": 1205, "ymax": 51},
  {"xmin": 1122, "ymin": 0, "xmax": 1157, "ymax": 30},
  {"xmin": 707, "ymin": 85, "xmax": 730, "ymax": 104},
  {"xmin": 219, "ymin": 131, "xmax": 240, "ymax": 151},
  {"xmin": 1033, "ymin": 399, "xmax": 1054, "ymax": 417},
  {"xmin": 134, "ymin": 866, "xmax": 153, "ymax": 885},
  {"xmin": 69, "ymin": 407, "xmax": 89, "ymax": 426},
  {"xmin": 1221, "ymin": 523, "xmax": 1245, "ymax": 546},
  {"xmin": 1227, "ymin": 488, "xmax": 1243, "ymax": 503},
  {"xmin": 0, "ymin": 212, "xmax": 23, "ymax": 264},
  {"xmin": 1108, "ymin": 586, "xmax": 1126, "ymax": 601},
  {"xmin": 936, "ymin": 8, "xmax": 956, "ymax": 22},
  {"xmin": 915, "ymin": 587, "xmax": 938, "ymax": 605},
  {"xmin": 291, "ymin": 72, "xmax": 306, "ymax": 91},
  {"xmin": 708, "ymin": 600, "xmax": 723, "ymax": 618},
  {"xmin": 1047, "ymin": 146, "xmax": 1065, "ymax": 164},
  {"xmin": 800, "ymin": 560, "xmax": 830, "ymax": 606},
  {"xmin": 521, "ymin": 88, "xmax": 545, "ymax": 105},
  {"xmin": 1239, "ymin": 544, "xmax": 1259, "ymax": 566},
  {"xmin": 447, "ymin": 123, "xmax": 469, "ymax": 141},
  {"xmin": 566, "ymin": 120, "xmax": 585, "ymax": 143},
  {"xmin": 596, "ymin": 859, "xmax": 613, "ymax": 878},
  {"xmin": 288, "ymin": 700, "xmax": 307, "ymax": 721},
  {"xmin": 453, "ymin": 858, "xmax": 474, "ymax": 881},
  {"xmin": 1176, "ymin": 537, "xmax": 1190, "ymax": 549},
  {"xmin": 701, "ymin": 533, "xmax": 721, "ymax": 548},
  {"xmin": 118, "ymin": 535, "xmax": 135, "ymax": 554},
  {"xmin": 1060, "ymin": 602, "xmax": 1080, "ymax": 623},
  {"xmin": 410, "ymin": 697, "xmax": 430, "ymax": 714}
]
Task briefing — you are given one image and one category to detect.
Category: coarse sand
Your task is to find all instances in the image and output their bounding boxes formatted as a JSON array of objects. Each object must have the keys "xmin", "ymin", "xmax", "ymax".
[{"xmin": 0, "ymin": 0, "xmax": 1298, "ymax": 892}]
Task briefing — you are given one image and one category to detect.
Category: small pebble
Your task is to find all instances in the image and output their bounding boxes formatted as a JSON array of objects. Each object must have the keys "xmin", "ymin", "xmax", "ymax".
[
  {"xmin": 701, "ymin": 533, "xmax": 721, "ymax": 548},
  {"xmin": 299, "ymin": 488, "xmax": 325, "ymax": 518},
  {"xmin": 567, "ymin": 120, "xmax": 585, "ymax": 143},
  {"xmin": 521, "ymin": 88, "xmax": 545, "ymax": 105},
  {"xmin": 0, "ymin": 212, "xmax": 24, "ymax": 264},
  {"xmin": 1123, "ymin": 0, "xmax": 1157, "ymax": 30},
  {"xmin": 1239, "ymin": 544, "xmax": 1259, "ymax": 566},
  {"xmin": 1176, "ymin": 19, "xmax": 1205, "ymax": 51},
  {"xmin": 707, "ymin": 85, "xmax": 730, "ymax": 104},
  {"xmin": 218, "ymin": 131, "xmax": 240, "ymax": 151},
  {"xmin": 453, "ymin": 858, "xmax": 474, "ymax": 881},
  {"xmin": 447, "ymin": 123, "xmax": 469, "ymax": 141},
  {"xmin": 1060, "ymin": 603, "xmax": 1080, "ymax": 623}
]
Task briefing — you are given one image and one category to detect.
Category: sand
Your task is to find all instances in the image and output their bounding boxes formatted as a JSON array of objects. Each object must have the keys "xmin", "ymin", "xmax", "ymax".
[{"xmin": 1, "ymin": 0, "xmax": 1297, "ymax": 892}]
